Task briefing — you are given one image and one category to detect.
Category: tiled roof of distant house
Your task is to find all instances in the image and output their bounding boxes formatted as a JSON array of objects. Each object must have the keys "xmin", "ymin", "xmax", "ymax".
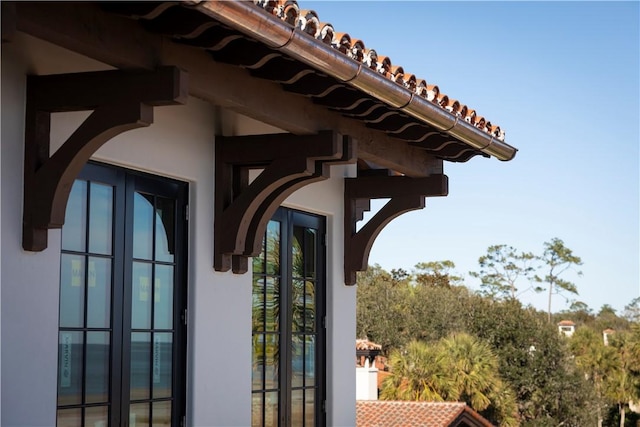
[
  {"xmin": 558, "ymin": 320, "xmax": 576, "ymax": 326},
  {"xmin": 356, "ymin": 400, "xmax": 495, "ymax": 427}
]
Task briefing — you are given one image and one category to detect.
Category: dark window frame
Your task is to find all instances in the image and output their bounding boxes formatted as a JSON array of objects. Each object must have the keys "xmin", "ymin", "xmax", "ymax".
[
  {"xmin": 251, "ymin": 207, "xmax": 327, "ymax": 427},
  {"xmin": 56, "ymin": 161, "xmax": 188, "ymax": 427}
]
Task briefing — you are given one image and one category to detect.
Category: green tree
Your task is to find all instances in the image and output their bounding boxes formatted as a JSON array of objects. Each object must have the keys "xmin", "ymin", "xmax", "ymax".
[
  {"xmin": 570, "ymin": 327, "xmax": 620, "ymax": 427},
  {"xmin": 356, "ymin": 264, "xmax": 412, "ymax": 352},
  {"xmin": 603, "ymin": 326, "xmax": 640, "ymax": 427},
  {"xmin": 622, "ymin": 297, "xmax": 640, "ymax": 323},
  {"xmin": 469, "ymin": 244, "xmax": 536, "ymax": 300},
  {"xmin": 535, "ymin": 238, "xmax": 582, "ymax": 323},
  {"xmin": 413, "ymin": 260, "xmax": 462, "ymax": 288},
  {"xmin": 381, "ymin": 335, "xmax": 519, "ymax": 426}
]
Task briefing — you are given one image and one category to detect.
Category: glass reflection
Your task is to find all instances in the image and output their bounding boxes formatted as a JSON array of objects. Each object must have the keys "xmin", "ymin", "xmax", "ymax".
[
  {"xmin": 264, "ymin": 392, "xmax": 278, "ymax": 427},
  {"xmin": 155, "ymin": 197, "xmax": 175, "ymax": 262},
  {"xmin": 132, "ymin": 262, "xmax": 152, "ymax": 330},
  {"xmin": 89, "ymin": 182, "xmax": 113, "ymax": 255},
  {"xmin": 57, "ymin": 408, "xmax": 81, "ymax": 427},
  {"xmin": 85, "ymin": 332, "xmax": 110, "ymax": 404},
  {"xmin": 252, "ymin": 393, "xmax": 264, "ymax": 427},
  {"xmin": 264, "ymin": 277, "xmax": 279, "ymax": 332},
  {"xmin": 153, "ymin": 401, "xmax": 172, "ymax": 427},
  {"xmin": 264, "ymin": 334, "xmax": 279, "ymax": 391},
  {"xmin": 265, "ymin": 221, "xmax": 280, "ymax": 275},
  {"xmin": 291, "ymin": 389, "xmax": 303, "ymax": 426},
  {"xmin": 87, "ymin": 257, "xmax": 111, "ymax": 328},
  {"xmin": 252, "ymin": 334, "xmax": 265, "ymax": 390},
  {"xmin": 252, "ymin": 277, "xmax": 265, "ymax": 333},
  {"xmin": 130, "ymin": 332, "xmax": 151, "ymax": 400},
  {"xmin": 62, "ymin": 180, "xmax": 87, "ymax": 252},
  {"xmin": 153, "ymin": 333, "xmax": 173, "ymax": 398},
  {"xmin": 291, "ymin": 335, "xmax": 304, "ymax": 388},
  {"xmin": 292, "ymin": 279, "xmax": 304, "ymax": 333},
  {"xmin": 304, "ymin": 281, "xmax": 316, "ymax": 333},
  {"xmin": 57, "ymin": 331, "xmax": 83, "ymax": 406},
  {"xmin": 305, "ymin": 391, "xmax": 315, "ymax": 427},
  {"xmin": 60, "ymin": 254, "xmax": 85, "ymax": 328},
  {"xmin": 133, "ymin": 193, "xmax": 154, "ymax": 260},
  {"xmin": 154, "ymin": 265, "xmax": 173, "ymax": 330},
  {"xmin": 85, "ymin": 405, "xmax": 109, "ymax": 427},
  {"xmin": 130, "ymin": 402, "xmax": 150, "ymax": 427}
]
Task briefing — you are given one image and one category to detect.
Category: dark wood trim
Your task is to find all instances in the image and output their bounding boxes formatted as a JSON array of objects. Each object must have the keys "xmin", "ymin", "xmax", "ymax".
[
  {"xmin": 214, "ymin": 131, "xmax": 355, "ymax": 273},
  {"xmin": 344, "ymin": 174, "xmax": 449, "ymax": 285},
  {"xmin": 22, "ymin": 67, "xmax": 187, "ymax": 251}
]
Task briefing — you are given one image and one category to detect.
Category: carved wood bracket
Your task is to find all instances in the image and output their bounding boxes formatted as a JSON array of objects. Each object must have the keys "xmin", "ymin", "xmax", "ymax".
[
  {"xmin": 344, "ymin": 173, "xmax": 449, "ymax": 285},
  {"xmin": 215, "ymin": 131, "xmax": 356, "ymax": 274},
  {"xmin": 23, "ymin": 67, "xmax": 188, "ymax": 251}
]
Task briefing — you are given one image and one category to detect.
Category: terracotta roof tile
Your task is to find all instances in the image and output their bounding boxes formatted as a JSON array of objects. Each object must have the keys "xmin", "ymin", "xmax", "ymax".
[
  {"xmin": 254, "ymin": 0, "xmax": 505, "ymax": 141},
  {"xmin": 356, "ymin": 339, "xmax": 382, "ymax": 351},
  {"xmin": 558, "ymin": 320, "xmax": 576, "ymax": 326},
  {"xmin": 356, "ymin": 401, "xmax": 495, "ymax": 427}
]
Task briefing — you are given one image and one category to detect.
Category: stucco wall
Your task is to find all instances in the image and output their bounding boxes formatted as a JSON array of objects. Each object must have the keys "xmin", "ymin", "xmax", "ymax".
[{"xmin": 2, "ymin": 33, "xmax": 357, "ymax": 427}]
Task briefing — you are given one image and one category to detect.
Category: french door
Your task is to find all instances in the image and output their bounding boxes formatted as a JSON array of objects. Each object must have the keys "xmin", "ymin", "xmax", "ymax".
[
  {"xmin": 251, "ymin": 208, "xmax": 326, "ymax": 427},
  {"xmin": 56, "ymin": 162, "xmax": 188, "ymax": 427}
]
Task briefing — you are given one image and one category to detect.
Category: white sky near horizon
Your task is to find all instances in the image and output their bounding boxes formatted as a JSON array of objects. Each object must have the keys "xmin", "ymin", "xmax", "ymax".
[{"xmin": 305, "ymin": 1, "xmax": 640, "ymax": 314}]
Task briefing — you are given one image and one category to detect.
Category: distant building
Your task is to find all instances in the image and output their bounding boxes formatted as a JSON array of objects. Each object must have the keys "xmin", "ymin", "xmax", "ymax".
[
  {"xmin": 356, "ymin": 401, "xmax": 495, "ymax": 427},
  {"xmin": 558, "ymin": 320, "xmax": 576, "ymax": 337},
  {"xmin": 603, "ymin": 328, "xmax": 615, "ymax": 346}
]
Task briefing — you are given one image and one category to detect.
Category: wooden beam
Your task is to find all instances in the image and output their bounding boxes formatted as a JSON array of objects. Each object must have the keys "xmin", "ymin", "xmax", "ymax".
[
  {"xmin": 22, "ymin": 67, "xmax": 187, "ymax": 251},
  {"xmin": 215, "ymin": 131, "xmax": 355, "ymax": 273},
  {"xmin": 344, "ymin": 174, "xmax": 449, "ymax": 285},
  {"xmin": 13, "ymin": 2, "xmax": 442, "ymax": 177}
]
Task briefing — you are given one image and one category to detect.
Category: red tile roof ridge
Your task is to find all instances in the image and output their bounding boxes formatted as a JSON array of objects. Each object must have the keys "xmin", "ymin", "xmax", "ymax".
[
  {"xmin": 253, "ymin": 0, "xmax": 506, "ymax": 142},
  {"xmin": 356, "ymin": 400, "xmax": 496, "ymax": 427}
]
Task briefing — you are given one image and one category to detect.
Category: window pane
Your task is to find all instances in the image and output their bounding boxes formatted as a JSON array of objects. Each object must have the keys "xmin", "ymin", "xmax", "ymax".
[
  {"xmin": 265, "ymin": 221, "xmax": 280, "ymax": 275},
  {"xmin": 305, "ymin": 336, "xmax": 316, "ymax": 387},
  {"xmin": 252, "ymin": 334, "xmax": 265, "ymax": 391},
  {"xmin": 132, "ymin": 262, "xmax": 152, "ymax": 330},
  {"xmin": 305, "ymin": 390, "xmax": 315, "ymax": 427},
  {"xmin": 292, "ymin": 227, "xmax": 304, "ymax": 279},
  {"xmin": 57, "ymin": 331, "xmax": 83, "ymax": 406},
  {"xmin": 85, "ymin": 405, "xmax": 109, "ymax": 427},
  {"xmin": 155, "ymin": 197, "xmax": 175, "ymax": 263},
  {"xmin": 131, "ymin": 332, "xmax": 151, "ymax": 400},
  {"xmin": 264, "ymin": 391, "xmax": 278, "ymax": 427},
  {"xmin": 133, "ymin": 193, "xmax": 154, "ymax": 260},
  {"xmin": 292, "ymin": 335, "xmax": 304, "ymax": 388},
  {"xmin": 304, "ymin": 229, "xmax": 317, "ymax": 280},
  {"xmin": 253, "ymin": 235, "xmax": 265, "ymax": 274},
  {"xmin": 153, "ymin": 333, "xmax": 173, "ymax": 398},
  {"xmin": 89, "ymin": 182, "xmax": 113, "ymax": 255},
  {"xmin": 62, "ymin": 180, "xmax": 87, "ymax": 252},
  {"xmin": 252, "ymin": 393, "xmax": 264, "ymax": 427},
  {"xmin": 130, "ymin": 402, "xmax": 150, "ymax": 427},
  {"xmin": 60, "ymin": 254, "xmax": 85, "ymax": 328},
  {"xmin": 292, "ymin": 279, "xmax": 304, "ymax": 333},
  {"xmin": 264, "ymin": 334, "xmax": 279, "ymax": 391},
  {"xmin": 86, "ymin": 331, "xmax": 110, "ymax": 404},
  {"xmin": 154, "ymin": 265, "xmax": 173, "ymax": 330},
  {"xmin": 304, "ymin": 281, "xmax": 316, "ymax": 333},
  {"xmin": 252, "ymin": 277, "xmax": 265, "ymax": 333},
  {"xmin": 57, "ymin": 408, "xmax": 81, "ymax": 427},
  {"xmin": 87, "ymin": 257, "xmax": 111, "ymax": 328},
  {"xmin": 291, "ymin": 389, "xmax": 303, "ymax": 427},
  {"xmin": 152, "ymin": 401, "xmax": 172, "ymax": 427},
  {"xmin": 264, "ymin": 277, "xmax": 279, "ymax": 332}
]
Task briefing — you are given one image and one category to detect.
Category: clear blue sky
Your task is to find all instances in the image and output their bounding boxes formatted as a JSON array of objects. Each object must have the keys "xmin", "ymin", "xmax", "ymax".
[{"xmin": 306, "ymin": 1, "xmax": 639, "ymax": 314}]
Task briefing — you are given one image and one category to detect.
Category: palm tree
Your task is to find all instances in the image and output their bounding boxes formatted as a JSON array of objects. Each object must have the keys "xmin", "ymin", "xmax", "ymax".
[{"xmin": 380, "ymin": 335, "xmax": 519, "ymax": 426}]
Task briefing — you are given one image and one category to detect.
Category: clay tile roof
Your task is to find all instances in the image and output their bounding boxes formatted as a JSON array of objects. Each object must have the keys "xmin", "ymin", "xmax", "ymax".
[
  {"xmin": 558, "ymin": 320, "xmax": 576, "ymax": 326},
  {"xmin": 356, "ymin": 401, "xmax": 495, "ymax": 427},
  {"xmin": 356, "ymin": 339, "xmax": 382, "ymax": 351},
  {"xmin": 253, "ymin": 0, "xmax": 505, "ymax": 141}
]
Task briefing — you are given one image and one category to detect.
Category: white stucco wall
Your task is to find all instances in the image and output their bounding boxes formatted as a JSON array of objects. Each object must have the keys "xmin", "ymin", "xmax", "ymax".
[{"xmin": 2, "ymin": 33, "xmax": 358, "ymax": 427}]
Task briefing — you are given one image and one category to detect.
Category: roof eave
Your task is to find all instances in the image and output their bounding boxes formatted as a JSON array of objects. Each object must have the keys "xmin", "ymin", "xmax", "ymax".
[{"xmin": 189, "ymin": 0, "xmax": 517, "ymax": 162}]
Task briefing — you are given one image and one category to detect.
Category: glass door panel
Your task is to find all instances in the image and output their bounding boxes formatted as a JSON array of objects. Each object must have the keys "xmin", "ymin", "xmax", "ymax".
[{"xmin": 57, "ymin": 162, "xmax": 187, "ymax": 427}]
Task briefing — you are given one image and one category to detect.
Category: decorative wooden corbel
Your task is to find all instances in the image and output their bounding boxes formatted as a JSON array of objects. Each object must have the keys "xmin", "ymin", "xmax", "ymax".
[
  {"xmin": 344, "ymin": 173, "xmax": 449, "ymax": 285},
  {"xmin": 215, "ymin": 131, "xmax": 355, "ymax": 274},
  {"xmin": 23, "ymin": 67, "xmax": 188, "ymax": 251}
]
